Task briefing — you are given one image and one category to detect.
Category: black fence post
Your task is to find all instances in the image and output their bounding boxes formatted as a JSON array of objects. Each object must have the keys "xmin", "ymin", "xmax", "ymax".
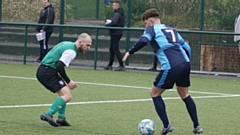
[
  {"xmin": 59, "ymin": 0, "xmax": 65, "ymax": 42},
  {"xmin": 0, "ymin": 0, "xmax": 2, "ymax": 21}
]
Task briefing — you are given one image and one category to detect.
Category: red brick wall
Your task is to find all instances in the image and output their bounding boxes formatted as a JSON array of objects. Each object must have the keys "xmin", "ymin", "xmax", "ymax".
[{"xmin": 200, "ymin": 45, "xmax": 240, "ymax": 73}]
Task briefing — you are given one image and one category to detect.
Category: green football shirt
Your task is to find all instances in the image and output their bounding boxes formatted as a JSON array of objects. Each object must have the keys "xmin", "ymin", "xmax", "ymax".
[{"xmin": 41, "ymin": 41, "xmax": 77, "ymax": 69}]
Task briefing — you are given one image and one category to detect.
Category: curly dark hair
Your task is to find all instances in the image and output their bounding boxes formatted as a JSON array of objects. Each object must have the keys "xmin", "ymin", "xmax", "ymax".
[{"xmin": 142, "ymin": 8, "xmax": 160, "ymax": 21}]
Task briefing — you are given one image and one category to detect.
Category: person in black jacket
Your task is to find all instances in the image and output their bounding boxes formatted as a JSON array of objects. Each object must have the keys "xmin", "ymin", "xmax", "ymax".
[
  {"xmin": 104, "ymin": 1, "xmax": 125, "ymax": 71},
  {"xmin": 35, "ymin": 0, "xmax": 55, "ymax": 63}
]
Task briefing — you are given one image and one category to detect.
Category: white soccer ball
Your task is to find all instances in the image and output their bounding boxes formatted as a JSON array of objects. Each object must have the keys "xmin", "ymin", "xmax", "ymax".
[{"xmin": 138, "ymin": 119, "xmax": 156, "ymax": 135}]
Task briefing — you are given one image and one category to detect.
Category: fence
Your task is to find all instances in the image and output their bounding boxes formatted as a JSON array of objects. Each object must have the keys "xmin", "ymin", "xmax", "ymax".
[{"xmin": 0, "ymin": 22, "xmax": 240, "ymax": 77}]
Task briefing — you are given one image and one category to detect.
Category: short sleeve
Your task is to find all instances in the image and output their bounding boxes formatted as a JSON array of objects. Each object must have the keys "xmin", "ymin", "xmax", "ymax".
[{"xmin": 59, "ymin": 50, "xmax": 76, "ymax": 67}]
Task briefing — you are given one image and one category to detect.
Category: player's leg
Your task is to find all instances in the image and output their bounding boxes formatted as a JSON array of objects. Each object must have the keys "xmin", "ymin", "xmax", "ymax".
[
  {"xmin": 176, "ymin": 62, "xmax": 202, "ymax": 133},
  {"xmin": 150, "ymin": 85, "xmax": 174, "ymax": 135},
  {"xmin": 55, "ymin": 86, "xmax": 72, "ymax": 126},
  {"xmin": 151, "ymin": 70, "xmax": 175, "ymax": 134},
  {"xmin": 44, "ymin": 86, "xmax": 72, "ymax": 115},
  {"xmin": 37, "ymin": 66, "xmax": 69, "ymax": 126},
  {"xmin": 41, "ymin": 86, "xmax": 72, "ymax": 126},
  {"xmin": 176, "ymin": 86, "xmax": 202, "ymax": 133}
]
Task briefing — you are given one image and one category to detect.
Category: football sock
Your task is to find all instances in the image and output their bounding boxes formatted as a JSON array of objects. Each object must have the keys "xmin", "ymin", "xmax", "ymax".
[
  {"xmin": 58, "ymin": 102, "xmax": 66, "ymax": 119},
  {"xmin": 183, "ymin": 95, "xmax": 199, "ymax": 128},
  {"xmin": 152, "ymin": 96, "xmax": 169, "ymax": 128},
  {"xmin": 45, "ymin": 97, "xmax": 66, "ymax": 116}
]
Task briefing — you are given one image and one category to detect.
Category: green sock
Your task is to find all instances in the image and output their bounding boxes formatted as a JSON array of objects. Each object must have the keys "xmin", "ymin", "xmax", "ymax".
[
  {"xmin": 45, "ymin": 97, "xmax": 66, "ymax": 116},
  {"xmin": 58, "ymin": 102, "xmax": 66, "ymax": 119}
]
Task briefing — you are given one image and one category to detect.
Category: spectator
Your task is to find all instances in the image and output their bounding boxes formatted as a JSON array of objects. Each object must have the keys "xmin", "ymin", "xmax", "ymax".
[
  {"xmin": 104, "ymin": 1, "xmax": 125, "ymax": 71},
  {"xmin": 149, "ymin": 55, "xmax": 158, "ymax": 71},
  {"xmin": 35, "ymin": 0, "xmax": 55, "ymax": 63}
]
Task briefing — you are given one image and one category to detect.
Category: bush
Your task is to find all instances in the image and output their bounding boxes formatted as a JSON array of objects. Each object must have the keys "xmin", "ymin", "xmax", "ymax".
[{"xmin": 2, "ymin": 0, "xmax": 73, "ymax": 22}]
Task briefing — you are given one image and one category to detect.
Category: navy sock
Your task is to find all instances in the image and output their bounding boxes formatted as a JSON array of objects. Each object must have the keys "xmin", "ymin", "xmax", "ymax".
[
  {"xmin": 183, "ymin": 95, "xmax": 199, "ymax": 128},
  {"xmin": 152, "ymin": 96, "xmax": 169, "ymax": 128}
]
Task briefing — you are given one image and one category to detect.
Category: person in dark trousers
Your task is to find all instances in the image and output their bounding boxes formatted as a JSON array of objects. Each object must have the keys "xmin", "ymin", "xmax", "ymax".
[
  {"xmin": 149, "ymin": 55, "xmax": 158, "ymax": 71},
  {"xmin": 104, "ymin": 1, "xmax": 125, "ymax": 71},
  {"xmin": 122, "ymin": 8, "xmax": 203, "ymax": 135},
  {"xmin": 35, "ymin": 0, "xmax": 55, "ymax": 63}
]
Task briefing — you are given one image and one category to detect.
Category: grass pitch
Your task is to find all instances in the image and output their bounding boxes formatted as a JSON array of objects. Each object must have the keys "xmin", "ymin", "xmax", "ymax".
[{"xmin": 0, "ymin": 63, "xmax": 240, "ymax": 135}]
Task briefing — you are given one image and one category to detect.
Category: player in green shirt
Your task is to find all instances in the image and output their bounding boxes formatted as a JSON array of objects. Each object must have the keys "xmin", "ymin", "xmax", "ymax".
[{"xmin": 36, "ymin": 33, "xmax": 92, "ymax": 127}]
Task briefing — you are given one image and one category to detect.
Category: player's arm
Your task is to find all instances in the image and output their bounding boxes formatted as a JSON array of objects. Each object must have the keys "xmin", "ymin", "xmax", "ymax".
[
  {"xmin": 123, "ymin": 27, "xmax": 154, "ymax": 61},
  {"xmin": 57, "ymin": 50, "xmax": 77, "ymax": 89},
  {"xmin": 56, "ymin": 61, "xmax": 70, "ymax": 83},
  {"xmin": 56, "ymin": 61, "xmax": 76, "ymax": 90},
  {"xmin": 128, "ymin": 26, "xmax": 154, "ymax": 55},
  {"xmin": 128, "ymin": 36, "xmax": 149, "ymax": 55},
  {"xmin": 123, "ymin": 37, "xmax": 149, "ymax": 62},
  {"xmin": 177, "ymin": 33, "xmax": 191, "ymax": 59}
]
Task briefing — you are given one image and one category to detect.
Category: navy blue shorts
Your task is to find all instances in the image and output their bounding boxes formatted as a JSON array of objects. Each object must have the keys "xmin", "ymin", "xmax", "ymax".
[
  {"xmin": 153, "ymin": 62, "xmax": 190, "ymax": 89},
  {"xmin": 36, "ymin": 64, "xmax": 66, "ymax": 93}
]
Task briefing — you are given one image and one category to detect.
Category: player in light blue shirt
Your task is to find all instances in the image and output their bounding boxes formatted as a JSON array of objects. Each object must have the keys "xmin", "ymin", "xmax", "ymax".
[{"xmin": 123, "ymin": 8, "xmax": 203, "ymax": 134}]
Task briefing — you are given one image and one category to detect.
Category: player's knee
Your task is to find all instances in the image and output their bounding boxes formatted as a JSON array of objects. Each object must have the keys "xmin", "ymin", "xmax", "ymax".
[
  {"xmin": 62, "ymin": 94, "xmax": 72, "ymax": 102},
  {"xmin": 66, "ymin": 94, "xmax": 72, "ymax": 102},
  {"xmin": 150, "ymin": 89, "xmax": 160, "ymax": 98},
  {"xmin": 176, "ymin": 86, "xmax": 189, "ymax": 99},
  {"xmin": 180, "ymin": 94, "xmax": 189, "ymax": 99},
  {"xmin": 150, "ymin": 85, "xmax": 165, "ymax": 97}
]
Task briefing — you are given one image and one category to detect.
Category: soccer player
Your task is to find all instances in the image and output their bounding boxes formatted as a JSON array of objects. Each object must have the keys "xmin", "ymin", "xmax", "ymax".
[
  {"xmin": 122, "ymin": 8, "xmax": 203, "ymax": 134},
  {"xmin": 36, "ymin": 33, "xmax": 92, "ymax": 127}
]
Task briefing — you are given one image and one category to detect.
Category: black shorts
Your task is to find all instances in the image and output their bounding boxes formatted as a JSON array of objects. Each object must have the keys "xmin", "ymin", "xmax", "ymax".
[
  {"xmin": 36, "ymin": 64, "xmax": 66, "ymax": 93},
  {"xmin": 153, "ymin": 62, "xmax": 190, "ymax": 89}
]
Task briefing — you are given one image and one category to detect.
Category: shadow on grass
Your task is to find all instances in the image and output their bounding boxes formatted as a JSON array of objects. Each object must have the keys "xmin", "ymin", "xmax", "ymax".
[{"xmin": 0, "ymin": 120, "xmax": 121, "ymax": 135}]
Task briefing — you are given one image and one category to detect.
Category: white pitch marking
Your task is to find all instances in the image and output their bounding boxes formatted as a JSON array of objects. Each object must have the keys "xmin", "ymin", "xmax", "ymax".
[
  {"xmin": 0, "ymin": 75, "xmax": 237, "ymax": 96},
  {"xmin": 0, "ymin": 94, "xmax": 240, "ymax": 109}
]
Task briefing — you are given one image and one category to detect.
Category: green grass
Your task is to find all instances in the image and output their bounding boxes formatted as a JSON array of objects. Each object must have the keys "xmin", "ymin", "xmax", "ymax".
[{"xmin": 0, "ymin": 63, "xmax": 240, "ymax": 135}]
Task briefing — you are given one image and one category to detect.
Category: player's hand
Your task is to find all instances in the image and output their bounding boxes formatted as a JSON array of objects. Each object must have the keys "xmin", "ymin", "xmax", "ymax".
[
  {"xmin": 67, "ymin": 80, "xmax": 77, "ymax": 90},
  {"xmin": 122, "ymin": 52, "xmax": 131, "ymax": 62}
]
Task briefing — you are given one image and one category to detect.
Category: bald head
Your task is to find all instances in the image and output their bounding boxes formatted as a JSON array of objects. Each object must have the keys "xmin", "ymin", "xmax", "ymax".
[
  {"xmin": 76, "ymin": 33, "xmax": 92, "ymax": 54},
  {"xmin": 78, "ymin": 33, "xmax": 92, "ymax": 42}
]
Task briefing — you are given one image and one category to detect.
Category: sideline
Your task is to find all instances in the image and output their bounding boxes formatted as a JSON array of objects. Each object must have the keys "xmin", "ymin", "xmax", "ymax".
[
  {"xmin": 0, "ymin": 75, "xmax": 237, "ymax": 96},
  {"xmin": 1, "ymin": 94, "xmax": 240, "ymax": 109}
]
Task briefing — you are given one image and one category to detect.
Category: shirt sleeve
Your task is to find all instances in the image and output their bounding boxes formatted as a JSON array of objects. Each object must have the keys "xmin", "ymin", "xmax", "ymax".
[
  {"xmin": 128, "ymin": 26, "xmax": 154, "ymax": 55},
  {"xmin": 59, "ymin": 50, "xmax": 76, "ymax": 67},
  {"xmin": 56, "ymin": 61, "xmax": 70, "ymax": 83},
  {"xmin": 177, "ymin": 33, "xmax": 191, "ymax": 59}
]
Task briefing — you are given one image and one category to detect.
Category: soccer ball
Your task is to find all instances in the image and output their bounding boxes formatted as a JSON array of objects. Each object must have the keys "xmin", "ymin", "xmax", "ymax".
[{"xmin": 138, "ymin": 119, "xmax": 156, "ymax": 135}]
